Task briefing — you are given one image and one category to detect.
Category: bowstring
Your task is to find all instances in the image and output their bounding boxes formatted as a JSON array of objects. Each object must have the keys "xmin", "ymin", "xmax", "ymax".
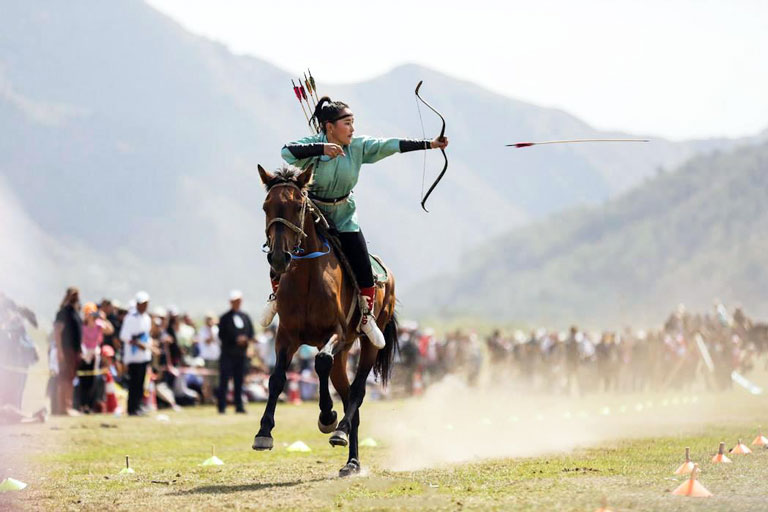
[{"xmin": 415, "ymin": 95, "xmax": 427, "ymax": 202}]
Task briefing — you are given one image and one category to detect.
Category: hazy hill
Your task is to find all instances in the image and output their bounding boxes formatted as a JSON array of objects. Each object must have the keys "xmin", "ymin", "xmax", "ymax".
[
  {"xmin": 407, "ymin": 141, "xmax": 768, "ymax": 327},
  {"xmin": 1, "ymin": 0, "xmax": 764, "ymax": 317}
]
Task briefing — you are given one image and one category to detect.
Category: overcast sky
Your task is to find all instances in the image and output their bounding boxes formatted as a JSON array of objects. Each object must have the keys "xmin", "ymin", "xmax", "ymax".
[{"xmin": 146, "ymin": 0, "xmax": 768, "ymax": 141}]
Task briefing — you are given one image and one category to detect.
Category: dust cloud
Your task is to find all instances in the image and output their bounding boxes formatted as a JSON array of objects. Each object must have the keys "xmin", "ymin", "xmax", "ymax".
[{"xmin": 371, "ymin": 375, "xmax": 737, "ymax": 471}]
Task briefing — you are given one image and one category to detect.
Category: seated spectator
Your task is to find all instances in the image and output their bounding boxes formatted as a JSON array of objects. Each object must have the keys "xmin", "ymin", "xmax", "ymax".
[{"xmin": 196, "ymin": 313, "xmax": 220, "ymax": 404}]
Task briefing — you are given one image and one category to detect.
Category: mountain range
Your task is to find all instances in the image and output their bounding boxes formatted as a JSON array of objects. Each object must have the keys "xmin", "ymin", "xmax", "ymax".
[
  {"xmin": 409, "ymin": 140, "xmax": 768, "ymax": 328},
  {"xmin": 1, "ymin": 0, "xmax": 765, "ymax": 321}
]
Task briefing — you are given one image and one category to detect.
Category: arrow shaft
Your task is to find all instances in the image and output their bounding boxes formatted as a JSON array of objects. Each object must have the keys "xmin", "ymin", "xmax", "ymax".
[
  {"xmin": 299, "ymin": 84, "xmax": 319, "ymax": 132},
  {"xmin": 508, "ymin": 138, "xmax": 650, "ymax": 148}
]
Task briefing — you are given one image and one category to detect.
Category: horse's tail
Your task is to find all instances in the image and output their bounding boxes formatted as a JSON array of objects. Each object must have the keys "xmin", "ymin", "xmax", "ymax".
[{"xmin": 373, "ymin": 313, "xmax": 399, "ymax": 387}]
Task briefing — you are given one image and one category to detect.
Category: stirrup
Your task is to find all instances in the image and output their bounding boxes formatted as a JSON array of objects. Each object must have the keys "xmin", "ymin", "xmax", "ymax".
[
  {"xmin": 258, "ymin": 293, "xmax": 277, "ymax": 328},
  {"xmin": 360, "ymin": 314, "xmax": 386, "ymax": 349}
]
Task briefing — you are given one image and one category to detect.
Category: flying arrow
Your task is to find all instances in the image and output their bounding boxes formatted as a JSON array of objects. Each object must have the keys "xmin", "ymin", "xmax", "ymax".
[{"xmin": 507, "ymin": 138, "xmax": 650, "ymax": 148}]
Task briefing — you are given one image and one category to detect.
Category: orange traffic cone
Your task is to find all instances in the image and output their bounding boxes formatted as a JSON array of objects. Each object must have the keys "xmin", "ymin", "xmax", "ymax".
[
  {"xmin": 671, "ymin": 464, "xmax": 712, "ymax": 497},
  {"xmin": 288, "ymin": 374, "xmax": 302, "ymax": 405},
  {"xmin": 104, "ymin": 371, "xmax": 119, "ymax": 413},
  {"xmin": 674, "ymin": 447, "xmax": 695, "ymax": 475},
  {"xmin": 752, "ymin": 429, "xmax": 768, "ymax": 447},
  {"xmin": 594, "ymin": 496, "xmax": 613, "ymax": 512},
  {"xmin": 730, "ymin": 439, "xmax": 752, "ymax": 454},
  {"xmin": 711, "ymin": 442, "xmax": 732, "ymax": 464}
]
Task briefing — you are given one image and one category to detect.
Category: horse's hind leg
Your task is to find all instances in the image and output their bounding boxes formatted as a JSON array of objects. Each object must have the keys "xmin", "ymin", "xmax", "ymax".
[
  {"xmin": 252, "ymin": 341, "xmax": 294, "ymax": 451},
  {"xmin": 316, "ymin": 334, "xmax": 341, "ymax": 433}
]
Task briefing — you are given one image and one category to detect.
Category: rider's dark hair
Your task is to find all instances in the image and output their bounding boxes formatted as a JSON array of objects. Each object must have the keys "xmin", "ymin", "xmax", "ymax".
[{"xmin": 312, "ymin": 96, "xmax": 350, "ymax": 133}]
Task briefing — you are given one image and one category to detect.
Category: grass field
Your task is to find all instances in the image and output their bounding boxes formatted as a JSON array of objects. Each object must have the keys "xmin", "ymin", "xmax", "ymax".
[{"xmin": 2, "ymin": 379, "xmax": 768, "ymax": 512}]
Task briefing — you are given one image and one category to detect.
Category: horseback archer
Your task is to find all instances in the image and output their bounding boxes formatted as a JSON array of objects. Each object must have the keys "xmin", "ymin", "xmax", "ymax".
[
  {"xmin": 252, "ymin": 91, "xmax": 447, "ymax": 476},
  {"xmin": 259, "ymin": 95, "xmax": 449, "ymax": 345}
]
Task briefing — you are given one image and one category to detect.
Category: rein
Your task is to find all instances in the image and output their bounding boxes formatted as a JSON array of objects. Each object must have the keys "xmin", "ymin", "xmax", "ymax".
[{"xmin": 263, "ymin": 182, "xmax": 330, "ymax": 260}]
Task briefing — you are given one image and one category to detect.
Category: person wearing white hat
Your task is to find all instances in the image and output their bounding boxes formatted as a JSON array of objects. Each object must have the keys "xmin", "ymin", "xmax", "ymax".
[
  {"xmin": 217, "ymin": 290, "xmax": 254, "ymax": 413},
  {"xmin": 119, "ymin": 291, "xmax": 152, "ymax": 415}
]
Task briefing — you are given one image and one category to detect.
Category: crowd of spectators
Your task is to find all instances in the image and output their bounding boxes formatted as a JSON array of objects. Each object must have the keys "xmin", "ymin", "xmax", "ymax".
[
  {"xmin": 2, "ymin": 288, "xmax": 767, "ymax": 420},
  {"xmin": 41, "ymin": 287, "xmax": 285, "ymax": 416},
  {"xmin": 394, "ymin": 303, "xmax": 768, "ymax": 396}
]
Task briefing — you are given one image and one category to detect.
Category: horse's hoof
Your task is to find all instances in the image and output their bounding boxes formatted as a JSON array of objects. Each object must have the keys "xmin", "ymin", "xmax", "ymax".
[
  {"xmin": 252, "ymin": 436, "xmax": 274, "ymax": 451},
  {"xmin": 339, "ymin": 459, "xmax": 361, "ymax": 477},
  {"xmin": 329, "ymin": 430, "xmax": 348, "ymax": 447},
  {"xmin": 318, "ymin": 411, "xmax": 338, "ymax": 434}
]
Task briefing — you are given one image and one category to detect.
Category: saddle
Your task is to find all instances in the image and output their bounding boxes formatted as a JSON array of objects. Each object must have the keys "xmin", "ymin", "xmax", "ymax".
[{"xmin": 310, "ymin": 200, "xmax": 388, "ymax": 290}]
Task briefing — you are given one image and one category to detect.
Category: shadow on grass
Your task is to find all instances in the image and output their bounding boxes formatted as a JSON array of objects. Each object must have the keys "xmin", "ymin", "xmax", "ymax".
[{"xmin": 169, "ymin": 477, "xmax": 327, "ymax": 495}]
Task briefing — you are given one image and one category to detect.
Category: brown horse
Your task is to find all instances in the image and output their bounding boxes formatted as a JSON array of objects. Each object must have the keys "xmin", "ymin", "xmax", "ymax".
[{"xmin": 252, "ymin": 164, "xmax": 399, "ymax": 477}]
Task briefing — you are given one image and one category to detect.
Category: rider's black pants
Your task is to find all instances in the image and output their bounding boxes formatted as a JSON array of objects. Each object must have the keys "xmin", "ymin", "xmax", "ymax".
[
  {"xmin": 269, "ymin": 230, "xmax": 374, "ymax": 289},
  {"xmin": 339, "ymin": 230, "xmax": 374, "ymax": 289}
]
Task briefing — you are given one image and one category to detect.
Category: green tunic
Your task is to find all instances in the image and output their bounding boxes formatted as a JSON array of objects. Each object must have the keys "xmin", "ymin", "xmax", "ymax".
[{"xmin": 281, "ymin": 133, "xmax": 402, "ymax": 233}]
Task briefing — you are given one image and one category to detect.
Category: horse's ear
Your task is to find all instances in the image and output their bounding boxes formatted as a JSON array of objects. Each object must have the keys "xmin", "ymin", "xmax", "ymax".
[
  {"xmin": 257, "ymin": 164, "xmax": 274, "ymax": 186},
  {"xmin": 296, "ymin": 164, "xmax": 314, "ymax": 189}
]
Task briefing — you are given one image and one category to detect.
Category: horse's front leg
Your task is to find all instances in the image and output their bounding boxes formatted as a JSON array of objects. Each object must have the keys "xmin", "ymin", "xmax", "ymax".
[
  {"xmin": 332, "ymin": 341, "xmax": 377, "ymax": 477},
  {"xmin": 252, "ymin": 342, "xmax": 293, "ymax": 450},
  {"xmin": 316, "ymin": 333, "xmax": 343, "ymax": 433}
]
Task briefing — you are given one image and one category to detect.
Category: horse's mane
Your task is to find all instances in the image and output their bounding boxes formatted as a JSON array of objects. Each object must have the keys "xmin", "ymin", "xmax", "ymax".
[{"xmin": 264, "ymin": 165, "xmax": 311, "ymax": 191}]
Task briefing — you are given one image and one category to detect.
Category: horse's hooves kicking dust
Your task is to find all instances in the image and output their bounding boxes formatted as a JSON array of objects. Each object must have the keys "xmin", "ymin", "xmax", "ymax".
[
  {"xmin": 338, "ymin": 458, "xmax": 361, "ymax": 477},
  {"xmin": 256, "ymin": 165, "xmax": 400, "ymax": 475},
  {"xmin": 252, "ymin": 436, "xmax": 274, "ymax": 451},
  {"xmin": 329, "ymin": 430, "xmax": 349, "ymax": 447},
  {"xmin": 318, "ymin": 411, "xmax": 338, "ymax": 434}
]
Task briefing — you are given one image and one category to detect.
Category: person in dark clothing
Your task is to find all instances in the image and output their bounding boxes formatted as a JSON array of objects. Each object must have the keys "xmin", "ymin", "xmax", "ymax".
[
  {"xmin": 100, "ymin": 299, "xmax": 121, "ymax": 350},
  {"xmin": 53, "ymin": 287, "xmax": 82, "ymax": 415},
  {"xmin": 217, "ymin": 290, "xmax": 254, "ymax": 414}
]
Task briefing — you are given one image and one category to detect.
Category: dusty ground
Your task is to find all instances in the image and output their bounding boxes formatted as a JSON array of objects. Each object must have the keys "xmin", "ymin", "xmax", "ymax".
[{"xmin": 1, "ymin": 378, "xmax": 768, "ymax": 511}]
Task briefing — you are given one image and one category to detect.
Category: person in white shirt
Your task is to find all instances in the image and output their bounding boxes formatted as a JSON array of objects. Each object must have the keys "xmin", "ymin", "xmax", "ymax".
[
  {"xmin": 196, "ymin": 313, "xmax": 220, "ymax": 403},
  {"xmin": 119, "ymin": 291, "xmax": 153, "ymax": 416}
]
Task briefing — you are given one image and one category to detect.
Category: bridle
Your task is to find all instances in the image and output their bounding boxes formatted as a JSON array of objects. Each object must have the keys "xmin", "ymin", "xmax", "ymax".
[{"xmin": 263, "ymin": 182, "xmax": 330, "ymax": 259}]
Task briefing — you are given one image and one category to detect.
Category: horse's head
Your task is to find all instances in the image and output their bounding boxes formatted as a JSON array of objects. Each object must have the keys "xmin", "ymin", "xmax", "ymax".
[{"xmin": 258, "ymin": 164, "xmax": 314, "ymax": 275}]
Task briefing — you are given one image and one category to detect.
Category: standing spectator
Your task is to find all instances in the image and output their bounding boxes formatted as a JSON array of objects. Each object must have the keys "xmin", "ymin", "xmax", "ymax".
[
  {"xmin": 78, "ymin": 302, "xmax": 113, "ymax": 413},
  {"xmin": 119, "ymin": 292, "xmax": 153, "ymax": 416},
  {"xmin": 0, "ymin": 295, "xmax": 39, "ymax": 412},
  {"xmin": 196, "ymin": 313, "xmax": 220, "ymax": 404},
  {"xmin": 53, "ymin": 287, "xmax": 82, "ymax": 415},
  {"xmin": 218, "ymin": 290, "xmax": 254, "ymax": 414},
  {"xmin": 100, "ymin": 299, "xmax": 121, "ymax": 352},
  {"xmin": 161, "ymin": 308, "xmax": 182, "ymax": 370}
]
